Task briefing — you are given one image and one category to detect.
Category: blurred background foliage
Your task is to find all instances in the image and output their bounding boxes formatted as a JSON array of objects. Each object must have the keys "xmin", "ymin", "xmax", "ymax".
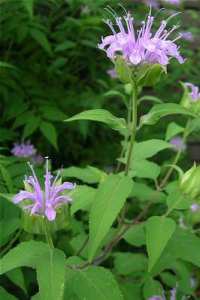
[{"xmin": 0, "ymin": 0, "xmax": 199, "ymax": 170}]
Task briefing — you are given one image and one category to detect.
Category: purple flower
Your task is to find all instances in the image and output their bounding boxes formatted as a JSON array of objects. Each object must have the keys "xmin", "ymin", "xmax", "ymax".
[
  {"xmin": 144, "ymin": 0, "xmax": 159, "ymax": 8},
  {"xmin": 163, "ymin": 0, "xmax": 180, "ymax": 5},
  {"xmin": 180, "ymin": 31, "xmax": 194, "ymax": 42},
  {"xmin": 11, "ymin": 141, "xmax": 37, "ymax": 158},
  {"xmin": 190, "ymin": 203, "xmax": 199, "ymax": 212},
  {"xmin": 31, "ymin": 154, "xmax": 44, "ymax": 166},
  {"xmin": 170, "ymin": 287, "xmax": 176, "ymax": 300},
  {"xmin": 169, "ymin": 136, "xmax": 186, "ymax": 152},
  {"xmin": 98, "ymin": 10, "xmax": 184, "ymax": 66},
  {"xmin": 13, "ymin": 159, "xmax": 75, "ymax": 221},
  {"xmin": 107, "ymin": 68, "xmax": 117, "ymax": 78},
  {"xmin": 185, "ymin": 82, "xmax": 200, "ymax": 102},
  {"xmin": 148, "ymin": 297, "xmax": 164, "ymax": 300}
]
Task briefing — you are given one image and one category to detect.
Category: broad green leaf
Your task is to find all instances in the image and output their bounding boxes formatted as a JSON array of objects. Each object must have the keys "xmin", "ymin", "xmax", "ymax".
[
  {"xmin": 65, "ymin": 109, "xmax": 127, "ymax": 133},
  {"xmin": 166, "ymin": 187, "xmax": 191, "ymax": 211},
  {"xmin": 65, "ymin": 265, "xmax": 123, "ymax": 300},
  {"xmin": 0, "ymin": 241, "xmax": 48, "ymax": 274},
  {"xmin": 0, "ymin": 218, "xmax": 20, "ymax": 246},
  {"xmin": 36, "ymin": 248, "xmax": 66, "ymax": 300},
  {"xmin": 40, "ymin": 121, "xmax": 58, "ymax": 150},
  {"xmin": 114, "ymin": 252, "xmax": 147, "ymax": 275},
  {"xmin": 21, "ymin": 0, "xmax": 34, "ymax": 18},
  {"xmin": 130, "ymin": 182, "xmax": 165, "ymax": 203},
  {"xmin": 88, "ymin": 174, "xmax": 133, "ymax": 261},
  {"xmin": 140, "ymin": 103, "xmax": 196, "ymax": 126},
  {"xmin": 146, "ymin": 216, "xmax": 176, "ymax": 272},
  {"xmin": 123, "ymin": 223, "xmax": 146, "ymax": 247},
  {"xmin": 165, "ymin": 122, "xmax": 184, "ymax": 141},
  {"xmin": 61, "ymin": 166, "xmax": 107, "ymax": 184},
  {"xmin": 130, "ymin": 160, "xmax": 160, "ymax": 180},
  {"xmin": 23, "ymin": 115, "xmax": 40, "ymax": 139},
  {"xmin": 137, "ymin": 64, "xmax": 166, "ymax": 87},
  {"xmin": 120, "ymin": 282, "xmax": 142, "ymax": 300},
  {"xmin": 143, "ymin": 278, "xmax": 163, "ymax": 299},
  {"xmin": 0, "ymin": 164, "xmax": 13, "ymax": 192},
  {"xmin": 70, "ymin": 185, "xmax": 96, "ymax": 215},
  {"xmin": 30, "ymin": 29, "xmax": 53, "ymax": 56},
  {"xmin": 133, "ymin": 139, "xmax": 172, "ymax": 160},
  {"xmin": 0, "ymin": 287, "xmax": 18, "ymax": 300},
  {"xmin": 55, "ymin": 41, "xmax": 76, "ymax": 52},
  {"xmin": 6, "ymin": 268, "xmax": 27, "ymax": 294}
]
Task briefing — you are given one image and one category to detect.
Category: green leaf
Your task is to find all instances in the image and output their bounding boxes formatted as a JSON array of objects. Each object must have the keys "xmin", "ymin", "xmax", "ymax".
[
  {"xmin": 130, "ymin": 160, "xmax": 160, "ymax": 180},
  {"xmin": 140, "ymin": 103, "xmax": 196, "ymax": 126},
  {"xmin": 30, "ymin": 29, "xmax": 53, "ymax": 56},
  {"xmin": 65, "ymin": 265, "xmax": 123, "ymax": 300},
  {"xmin": 36, "ymin": 248, "xmax": 66, "ymax": 300},
  {"xmin": 41, "ymin": 105, "xmax": 67, "ymax": 121},
  {"xmin": 65, "ymin": 109, "xmax": 127, "ymax": 134},
  {"xmin": 61, "ymin": 166, "xmax": 107, "ymax": 184},
  {"xmin": 143, "ymin": 278, "xmax": 163, "ymax": 299},
  {"xmin": 120, "ymin": 282, "xmax": 142, "ymax": 300},
  {"xmin": 165, "ymin": 122, "xmax": 184, "ymax": 141},
  {"xmin": 133, "ymin": 139, "xmax": 172, "ymax": 160},
  {"xmin": 40, "ymin": 121, "xmax": 58, "ymax": 150},
  {"xmin": 130, "ymin": 182, "xmax": 165, "ymax": 203},
  {"xmin": 6, "ymin": 268, "xmax": 27, "ymax": 294},
  {"xmin": 114, "ymin": 252, "xmax": 147, "ymax": 275},
  {"xmin": 114, "ymin": 56, "xmax": 132, "ymax": 83},
  {"xmin": 70, "ymin": 185, "xmax": 96, "ymax": 215},
  {"xmin": 146, "ymin": 216, "xmax": 176, "ymax": 272},
  {"xmin": 0, "ymin": 241, "xmax": 48, "ymax": 274},
  {"xmin": 21, "ymin": 0, "xmax": 34, "ymax": 18},
  {"xmin": 123, "ymin": 223, "xmax": 146, "ymax": 247},
  {"xmin": 0, "ymin": 218, "xmax": 20, "ymax": 247},
  {"xmin": 88, "ymin": 174, "xmax": 133, "ymax": 261},
  {"xmin": 0, "ymin": 61, "xmax": 18, "ymax": 70},
  {"xmin": 23, "ymin": 115, "xmax": 40, "ymax": 139},
  {"xmin": 0, "ymin": 164, "xmax": 13, "ymax": 192},
  {"xmin": 55, "ymin": 41, "xmax": 76, "ymax": 52},
  {"xmin": 0, "ymin": 287, "xmax": 18, "ymax": 300},
  {"xmin": 166, "ymin": 185, "xmax": 191, "ymax": 211},
  {"xmin": 137, "ymin": 64, "xmax": 166, "ymax": 87}
]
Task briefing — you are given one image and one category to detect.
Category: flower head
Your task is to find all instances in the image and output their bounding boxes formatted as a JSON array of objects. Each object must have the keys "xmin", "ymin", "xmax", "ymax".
[
  {"xmin": 11, "ymin": 141, "xmax": 37, "ymax": 158},
  {"xmin": 169, "ymin": 136, "xmax": 186, "ymax": 152},
  {"xmin": 180, "ymin": 31, "xmax": 194, "ymax": 42},
  {"xmin": 144, "ymin": 0, "xmax": 159, "ymax": 9},
  {"xmin": 13, "ymin": 159, "xmax": 75, "ymax": 221},
  {"xmin": 185, "ymin": 83, "xmax": 200, "ymax": 102},
  {"xmin": 163, "ymin": 0, "xmax": 181, "ymax": 5},
  {"xmin": 190, "ymin": 203, "xmax": 200, "ymax": 212},
  {"xmin": 98, "ymin": 10, "xmax": 184, "ymax": 66}
]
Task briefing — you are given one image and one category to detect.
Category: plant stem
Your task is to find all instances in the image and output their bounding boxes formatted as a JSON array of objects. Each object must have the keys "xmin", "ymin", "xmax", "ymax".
[
  {"xmin": 43, "ymin": 218, "xmax": 54, "ymax": 249},
  {"xmin": 125, "ymin": 81, "xmax": 138, "ymax": 176},
  {"xmin": 159, "ymin": 119, "xmax": 191, "ymax": 190}
]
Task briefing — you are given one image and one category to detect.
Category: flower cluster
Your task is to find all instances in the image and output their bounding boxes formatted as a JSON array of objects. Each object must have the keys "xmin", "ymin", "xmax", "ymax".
[
  {"xmin": 169, "ymin": 136, "xmax": 186, "ymax": 152},
  {"xmin": 13, "ymin": 159, "xmax": 75, "ymax": 221},
  {"xmin": 185, "ymin": 82, "xmax": 200, "ymax": 102},
  {"xmin": 11, "ymin": 141, "xmax": 36, "ymax": 158},
  {"xmin": 98, "ymin": 10, "xmax": 184, "ymax": 66},
  {"xmin": 11, "ymin": 141, "xmax": 44, "ymax": 165}
]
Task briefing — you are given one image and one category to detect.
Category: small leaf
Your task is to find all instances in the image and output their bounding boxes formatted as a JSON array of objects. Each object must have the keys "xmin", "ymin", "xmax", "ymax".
[
  {"xmin": 114, "ymin": 56, "xmax": 132, "ymax": 83},
  {"xmin": 137, "ymin": 64, "xmax": 166, "ymax": 87},
  {"xmin": 133, "ymin": 139, "xmax": 172, "ymax": 160},
  {"xmin": 123, "ymin": 223, "xmax": 146, "ymax": 247},
  {"xmin": 70, "ymin": 185, "xmax": 96, "ymax": 215},
  {"xmin": 165, "ymin": 122, "xmax": 184, "ymax": 141},
  {"xmin": 65, "ymin": 109, "xmax": 127, "ymax": 134},
  {"xmin": 88, "ymin": 174, "xmax": 133, "ymax": 261},
  {"xmin": 55, "ymin": 41, "xmax": 76, "ymax": 52},
  {"xmin": 130, "ymin": 160, "xmax": 160, "ymax": 180},
  {"xmin": 143, "ymin": 278, "xmax": 163, "ymax": 299},
  {"xmin": 61, "ymin": 166, "xmax": 107, "ymax": 184},
  {"xmin": 146, "ymin": 216, "xmax": 176, "ymax": 272},
  {"xmin": 21, "ymin": 0, "xmax": 34, "ymax": 18},
  {"xmin": 40, "ymin": 121, "xmax": 58, "ymax": 150},
  {"xmin": 23, "ymin": 115, "xmax": 40, "ymax": 139},
  {"xmin": 140, "ymin": 103, "xmax": 196, "ymax": 126},
  {"xmin": 114, "ymin": 252, "xmax": 147, "ymax": 275},
  {"xmin": 30, "ymin": 29, "xmax": 53, "ymax": 56}
]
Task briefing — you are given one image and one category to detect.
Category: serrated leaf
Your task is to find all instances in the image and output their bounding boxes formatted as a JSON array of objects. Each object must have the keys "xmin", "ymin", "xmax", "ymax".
[
  {"xmin": 133, "ymin": 139, "xmax": 172, "ymax": 160},
  {"xmin": 65, "ymin": 109, "xmax": 127, "ymax": 134},
  {"xmin": 36, "ymin": 248, "xmax": 66, "ymax": 300},
  {"xmin": 65, "ymin": 265, "xmax": 123, "ymax": 300},
  {"xmin": 146, "ymin": 216, "xmax": 176, "ymax": 272},
  {"xmin": 88, "ymin": 174, "xmax": 133, "ymax": 261},
  {"xmin": 40, "ymin": 121, "xmax": 58, "ymax": 150},
  {"xmin": 141, "ymin": 103, "xmax": 196, "ymax": 126}
]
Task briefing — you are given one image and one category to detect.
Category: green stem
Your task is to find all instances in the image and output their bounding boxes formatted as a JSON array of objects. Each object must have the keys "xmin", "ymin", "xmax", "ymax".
[
  {"xmin": 43, "ymin": 218, "xmax": 54, "ymax": 249},
  {"xmin": 159, "ymin": 119, "xmax": 191, "ymax": 190},
  {"xmin": 125, "ymin": 82, "xmax": 138, "ymax": 176}
]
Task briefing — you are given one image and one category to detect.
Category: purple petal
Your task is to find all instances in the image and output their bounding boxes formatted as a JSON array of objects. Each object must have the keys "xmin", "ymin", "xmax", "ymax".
[{"xmin": 45, "ymin": 207, "xmax": 56, "ymax": 221}]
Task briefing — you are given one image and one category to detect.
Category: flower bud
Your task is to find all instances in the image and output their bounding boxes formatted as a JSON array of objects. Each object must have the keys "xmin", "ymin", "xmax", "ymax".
[{"xmin": 179, "ymin": 164, "xmax": 200, "ymax": 199}]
